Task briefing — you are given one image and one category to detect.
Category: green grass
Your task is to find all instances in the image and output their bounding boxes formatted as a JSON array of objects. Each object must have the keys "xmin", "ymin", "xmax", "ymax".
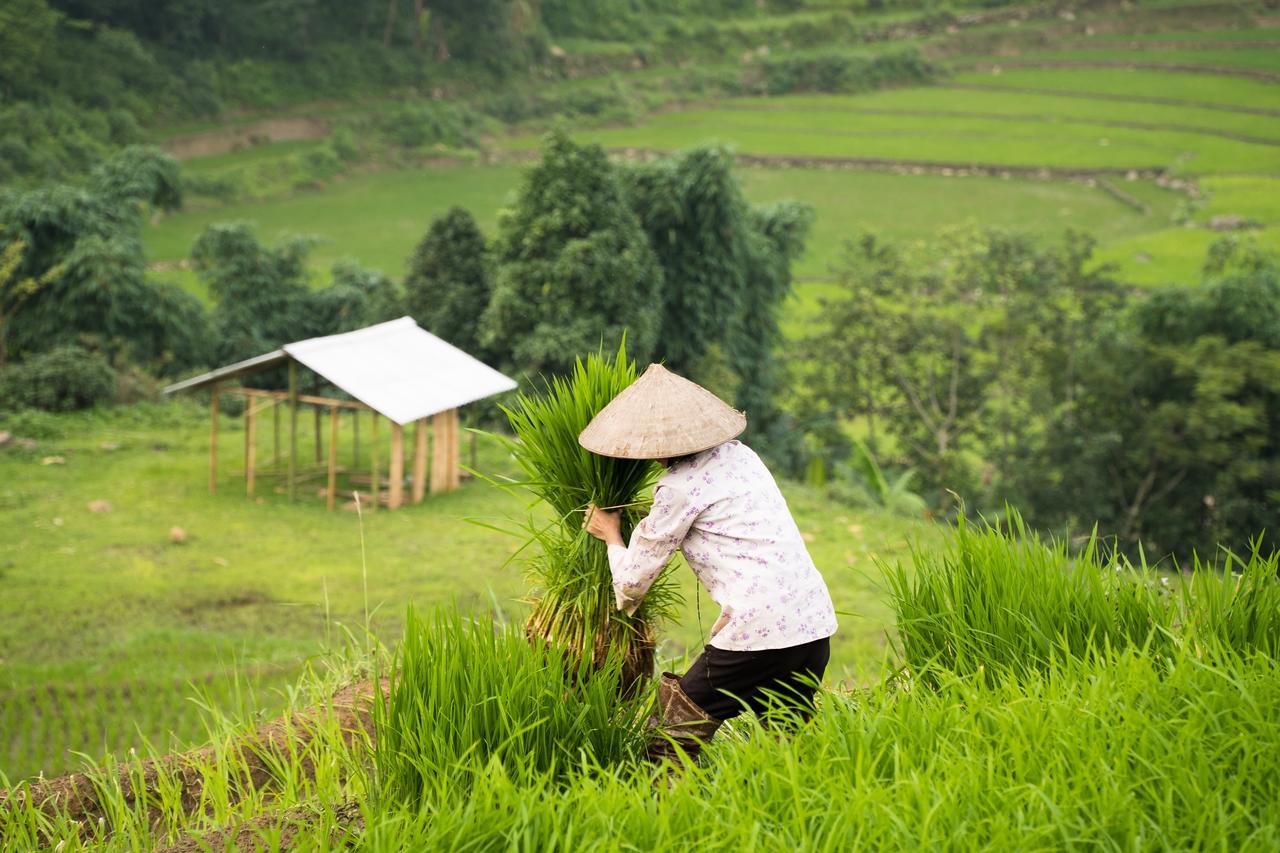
[
  {"xmin": 727, "ymin": 89, "xmax": 1280, "ymax": 142},
  {"xmin": 736, "ymin": 167, "xmax": 1178, "ymax": 281},
  {"xmin": 502, "ymin": 107, "xmax": 1280, "ymax": 174},
  {"xmin": 1198, "ymin": 175, "xmax": 1280, "ymax": 224},
  {"xmin": 0, "ymin": 402, "xmax": 927, "ymax": 780},
  {"xmin": 146, "ymin": 161, "xmax": 1178, "ymax": 299},
  {"xmin": 985, "ymin": 46, "xmax": 1280, "ymax": 72},
  {"xmin": 180, "ymin": 139, "xmax": 328, "ymax": 175},
  {"xmin": 1087, "ymin": 27, "xmax": 1280, "ymax": 42},
  {"xmin": 1093, "ymin": 226, "xmax": 1280, "ymax": 287},
  {"xmin": 6, "ymin": 519, "xmax": 1276, "ymax": 850},
  {"xmin": 950, "ymin": 67, "xmax": 1280, "ymax": 111},
  {"xmin": 146, "ymin": 165, "xmax": 525, "ymax": 275}
]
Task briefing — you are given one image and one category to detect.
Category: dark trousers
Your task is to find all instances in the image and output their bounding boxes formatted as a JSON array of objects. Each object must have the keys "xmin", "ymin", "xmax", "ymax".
[{"xmin": 678, "ymin": 636, "xmax": 831, "ymax": 723}]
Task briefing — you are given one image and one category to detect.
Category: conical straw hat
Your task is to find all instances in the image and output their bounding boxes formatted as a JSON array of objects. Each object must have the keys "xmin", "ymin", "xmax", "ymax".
[{"xmin": 579, "ymin": 364, "xmax": 747, "ymax": 459}]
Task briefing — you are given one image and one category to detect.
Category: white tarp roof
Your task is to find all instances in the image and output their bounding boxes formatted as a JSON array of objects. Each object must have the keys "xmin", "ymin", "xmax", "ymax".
[
  {"xmin": 283, "ymin": 317, "xmax": 517, "ymax": 424},
  {"xmin": 164, "ymin": 317, "xmax": 517, "ymax": 424}
]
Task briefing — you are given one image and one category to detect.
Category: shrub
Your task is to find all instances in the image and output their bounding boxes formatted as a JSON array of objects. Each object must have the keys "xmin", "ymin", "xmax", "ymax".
[
  {"xmin": 0, "ymin": 345, "xmax": 116, "ymax": 413},
  {"xmin": 755, "ymin": 46, "xmax": 934, "ymax": 96}
]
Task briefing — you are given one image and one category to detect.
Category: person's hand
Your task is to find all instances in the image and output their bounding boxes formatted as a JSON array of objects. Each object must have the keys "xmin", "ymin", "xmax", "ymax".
[{"xmin": 582, "ymin": 503, "xmax": 624, "ymax": 546}]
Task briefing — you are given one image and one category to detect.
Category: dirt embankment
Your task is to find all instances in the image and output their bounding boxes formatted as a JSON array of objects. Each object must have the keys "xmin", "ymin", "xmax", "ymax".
[
  {"xmin": 160, "ymin": 117, "xmax": 331, "ymax": 161},
  {"xmin": 0, "ymin": 679, "xmax": 387, "ymax": 844}
]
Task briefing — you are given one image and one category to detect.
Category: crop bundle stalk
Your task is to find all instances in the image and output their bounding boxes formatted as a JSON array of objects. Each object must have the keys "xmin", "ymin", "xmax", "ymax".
[{"xmin": 491, "ymin": 347, "xmax": 677, "ymax": 696}]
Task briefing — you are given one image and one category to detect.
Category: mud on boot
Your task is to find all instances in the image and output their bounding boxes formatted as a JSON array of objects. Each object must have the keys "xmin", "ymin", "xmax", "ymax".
[{"xmin": 646, "ymin": 672, "xmax": 722, "ymax": 763}]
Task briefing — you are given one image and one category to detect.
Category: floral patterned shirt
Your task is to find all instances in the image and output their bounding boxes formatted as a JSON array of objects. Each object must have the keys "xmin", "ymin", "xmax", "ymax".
[{"xmin": 606, "ymin": 440, "xmax": 838, "ymax": 652}]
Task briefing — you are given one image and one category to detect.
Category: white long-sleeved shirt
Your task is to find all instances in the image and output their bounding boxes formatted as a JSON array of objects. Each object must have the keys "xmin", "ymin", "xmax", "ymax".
[{"xmin": 606, "ymin": 440, "xmax": 838, "ymax": 652}]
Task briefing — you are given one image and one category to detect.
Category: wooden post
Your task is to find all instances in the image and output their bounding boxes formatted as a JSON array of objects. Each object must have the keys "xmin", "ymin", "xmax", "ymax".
[
  {"xmin": 273, "ymin": 399, "xmax": 281, "ymax": 469},
  {"xmin": 430, "ymin": 411, "xmax": 449, "ymax": 495},
  {"xmin": 352, "ymin": 409, "xmax": 360, "ymax": 469},
  {"xmin": 314, "ymin": 406, "xmax": 322, "ymax": 465},
  {"xmin": 209, "ymin": 385, "xmax": 220, "ymax": 494},
  {"xmin": 288, "ymin": 362, "xmax": 298, "ymax": 502},
  {"xmin": 327, "ymin": 404, "xmax": 339, "ymax": 511},
  {"xmin": 411, "ymin": 418, "xmax": 428, "ymax": 504},
  {"xmin": 389, "ymin": 422, "xmax": 404, "ymax": 509},
  {"xmin": 246, "ymin": 401, "xmax": 258, "ymax": 498},
  {"xmin": 369, "ymin": 411, "xmax": 380, "ymax": 513},
  {"xmin": 448, "ymin": 408, "xmax": 461, "ymax": 491}
]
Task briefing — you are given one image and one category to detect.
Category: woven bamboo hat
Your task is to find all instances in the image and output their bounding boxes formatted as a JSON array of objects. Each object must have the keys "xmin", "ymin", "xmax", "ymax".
[{"xmin": 579, "ymin": 363, "xmax": 747, "ymax": 460}]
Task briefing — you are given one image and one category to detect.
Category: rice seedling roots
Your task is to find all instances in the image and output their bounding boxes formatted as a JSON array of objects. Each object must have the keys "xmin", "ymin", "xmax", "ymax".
[{"xmin": 0, "ymin": 679, "xmax": 387, "ymax": 838}]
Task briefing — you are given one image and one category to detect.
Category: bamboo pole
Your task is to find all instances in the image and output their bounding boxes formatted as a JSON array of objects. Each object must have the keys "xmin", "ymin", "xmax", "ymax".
[
  {"xmin": 389, "ymin": 422, "xmax": 404, "ymax": 509},
  {"xmin": 430, "ymin": 411, "xmax": 448, "ymax": 495},
  {"xmin": 448, "ymin": 408, "xmax": 460, "ymax": 490},
  {"xmin": 370, "ymin": 411, "xmax": 380, "ymax": 512},
  {"xmin": 288, "ymin": 362, "xmax": 299, "ymax": 502},
  {"xmin": 352, "ymin": 409, "xmax": 360, "ymax": 469},
  {"xmin": 246, "ymin": 401, "xmax": 257, "ymax": 498},
  {"xmin": 412, "ymin": 418, "xmax": 428, "ymax": 504},
  {"xmin": 223, "ymin": 387, "xmax": 369, "ymax": 411},
  {"xmin": 327, "ymin": 404, "xmax": 339, "ymax": 511},
  {"xmin": 314, "ymin": 406, "xmax": 322, "ymax": 466},
  {"xmin": 209, "ymin": 386, "xmax": 220, "ymax": 494},
  {"xmin": 273, "ymin": 398, "xmax": 281, "ymax": 469}
]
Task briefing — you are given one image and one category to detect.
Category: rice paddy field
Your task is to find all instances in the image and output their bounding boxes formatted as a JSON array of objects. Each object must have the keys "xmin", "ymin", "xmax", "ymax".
[
  {"xmin": 5, "ymin": 1, "xmax": 1280, "ymax": 847},
  {"xmin": 143, "ymin": 10, "xmax": 1280, "ymax": 309}
]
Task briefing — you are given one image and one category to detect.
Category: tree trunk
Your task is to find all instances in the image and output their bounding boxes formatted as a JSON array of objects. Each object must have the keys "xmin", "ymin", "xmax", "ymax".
[
  {"xmin": 412, "ymin": 0, "xmax": 424, "ymax": 50},
  {"xmin": 429, "ymin": 8, "xmax": 450, "ymax": 61},
  {"xmin": 382, "ymin": 0, "xmax": 399, "ymax": 47}
]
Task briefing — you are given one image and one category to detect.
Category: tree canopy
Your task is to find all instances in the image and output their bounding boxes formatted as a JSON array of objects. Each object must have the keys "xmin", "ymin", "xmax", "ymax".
[
  {"xmin": 405, "ymin": 207, "xmax": 493, "ymax": 360},
  {"xmin": 482, "ymin": 130, "xmax": 663, "ymax": 379}
]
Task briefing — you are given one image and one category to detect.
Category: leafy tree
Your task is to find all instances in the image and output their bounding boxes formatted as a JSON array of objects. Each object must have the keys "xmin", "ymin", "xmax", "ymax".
[
  {"xmin": 0, "ymin": 159, "xmax": 207, "ymax": 373},
  {"xmin": 0, "ymin": 0, "xmax": 61, "ymax": 97},
  {"xmin": 87, "ymin": 145, "xmax": 183, "ymax": 214},
  {"xmin": 732, "ymin": 200, "xmax": 813, "ymax": 472},
  {"xmin": 307, "ymin": 259, "xmax": 406, "ymax": 336},
  {"xmin": 483, "ymin": 131, "xmax": 662, "ymax": 380},
  {"xmin": 801, "ymin": 228, "xmax": 1122, "ymax": 514},
  {"xmin": 625, "ymin": 146, "xmax": 751, "ymax": 379},
  {"xmin": 191, "ymin": 223, "xmax": 313, "ymax": 365},
  {"xmin": 404, "ymin": 207, "xmax": 492, "ymax": 357},
  {"xmin": 1034, "ymin": 239, "xmax": 1280, "ymax": 559}
]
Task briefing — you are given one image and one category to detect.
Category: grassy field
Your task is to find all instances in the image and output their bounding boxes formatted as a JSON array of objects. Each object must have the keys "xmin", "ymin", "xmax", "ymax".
[
  {"xmin": 502, "ymin": 111, "xmax": 1277, "ymax": 173},
  {"xmin": 3, "ymin": 503, "xmax": 1275, "ymax": 850},
  {"xmin": 10, "ymin": 0, "xmax": 1280, "ymax": 819},
  {"xmin": 143, "ymin": 24, "xmax": 1278, "ymax": 299},
  {"xmin": 948, "ymin": 66, "xmax": 1280, "ymax": 109},
  {"xmin": 0, "ymin": 403, "xmax": 927, "ymax": 781},
  {"xmin": 146, "ymin": 162, "xmax": 1176, "ymax": 294}
]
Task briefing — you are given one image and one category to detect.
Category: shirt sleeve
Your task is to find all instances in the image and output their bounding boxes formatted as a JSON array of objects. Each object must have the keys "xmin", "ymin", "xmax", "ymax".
[{"xmin": 607, "ymin": 484, "xmax": 700, "ymax": 615}]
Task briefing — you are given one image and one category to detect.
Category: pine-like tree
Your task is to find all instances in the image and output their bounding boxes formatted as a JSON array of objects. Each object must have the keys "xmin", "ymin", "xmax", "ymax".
[
  {"xmin": 483, "ymin": 130, "xmax": 662, "ymax": 380},
  {"xmin": 404, "ymin": 207, "xmax": 492, "ymax": 359}
]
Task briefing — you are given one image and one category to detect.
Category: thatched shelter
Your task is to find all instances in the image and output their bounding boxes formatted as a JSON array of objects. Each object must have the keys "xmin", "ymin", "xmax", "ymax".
[{"xmin": 164, "ymin": 317, "xmax": 516, "ymax": 510}]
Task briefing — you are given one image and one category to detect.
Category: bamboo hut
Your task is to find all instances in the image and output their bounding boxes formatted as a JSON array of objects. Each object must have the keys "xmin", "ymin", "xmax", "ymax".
[{"xmin": 163, "ymin": 317, "xmax": 517, "ymax": 510}]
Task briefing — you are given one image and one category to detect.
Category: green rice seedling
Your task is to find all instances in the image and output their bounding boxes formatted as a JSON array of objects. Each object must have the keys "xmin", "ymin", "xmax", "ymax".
[
  {"xmin": 883, "ymin": 510, "xmax": 1174, "ymax": 683},
  {"xmin": 486, "ymin": 346, "xmax": 678, "ymax": 693},
  {"xmin": 373, "ymin": 607, "xmax": 648, "ymax": 807},
  {"xmin": 884, "ymin": 511, "xmax": 1280, "ymax": 683},
  {"xmin": 353, "ymin": 645, "xmax": 1280, "ymax": 851},
  {"xmin": 1181, "ymin": 541, "xmax": 1280, "ymax": 659}
]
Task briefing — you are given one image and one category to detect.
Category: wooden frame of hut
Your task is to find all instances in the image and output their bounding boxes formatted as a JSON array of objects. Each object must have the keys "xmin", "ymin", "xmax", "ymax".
[{"xmin": 163, "ymin": 317, "xmax": 517, "ymax": 510}]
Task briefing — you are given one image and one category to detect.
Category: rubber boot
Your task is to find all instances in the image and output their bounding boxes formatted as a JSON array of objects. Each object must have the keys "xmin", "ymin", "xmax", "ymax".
[{"xmin": 646, "ymin": 672, "xmax": 722, "ymax": 763}]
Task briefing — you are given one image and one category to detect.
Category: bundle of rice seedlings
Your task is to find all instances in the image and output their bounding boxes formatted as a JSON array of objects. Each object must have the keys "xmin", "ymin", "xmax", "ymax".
[{"xmin": 488, "ymin": 346, "xmax": 678, "ymax": 695}]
